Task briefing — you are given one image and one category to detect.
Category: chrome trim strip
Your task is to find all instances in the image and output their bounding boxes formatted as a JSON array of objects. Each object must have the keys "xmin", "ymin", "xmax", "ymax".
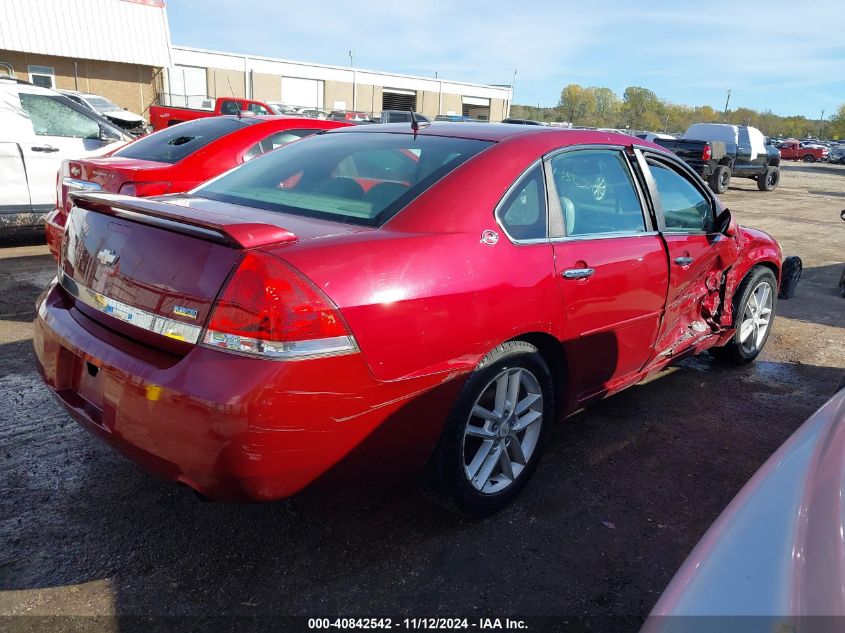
[
  {"xmin": 550, "ymin": 230, "xmax": 659, "ymax": 243},
  {"xmin": 201, "ymin": 330, "xmax": 359, "ymax": 360},
  {"xmin": 62, "ymin": 177, "xmax": 102, "ymax": 192},
  {"xmin": 58, "ymin": 270, "xmax": 202, "ymax": 343}
]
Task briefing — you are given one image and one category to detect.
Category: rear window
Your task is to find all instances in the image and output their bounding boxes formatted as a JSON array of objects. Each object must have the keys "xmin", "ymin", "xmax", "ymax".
[
  {"xmin": 195, "ymin": 132, "xmax": 492, "ymax": 226},
  {"xmin": 114, "ymin": 117, "xmax": 246, "ymax": 164}
]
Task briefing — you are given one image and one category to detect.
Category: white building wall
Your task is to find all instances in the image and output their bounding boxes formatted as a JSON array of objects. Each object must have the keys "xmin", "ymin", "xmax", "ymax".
[
  {"xmin": 171, "ymin": 46, "xmax": 512, "ymax": 103},
  {"xmin": 0, "ymin": 0, "xmax": 172, "ymax": 67}
]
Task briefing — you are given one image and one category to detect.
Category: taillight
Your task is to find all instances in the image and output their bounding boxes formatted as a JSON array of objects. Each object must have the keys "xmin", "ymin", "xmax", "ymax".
[
  {"xmin": 118, "ymin": 181, "xmax": 172, "ymax": 197},
  {"xmin": 702, "ymin": 145, "xmax": 712, "ymax": 162},
  {"xmin": 202, "ymin": 251, "xmax": 357, "ymax": 360}
]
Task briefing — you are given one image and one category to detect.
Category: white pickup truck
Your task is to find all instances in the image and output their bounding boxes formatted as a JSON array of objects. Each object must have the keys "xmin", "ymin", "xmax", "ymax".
[{"xmin": 0, "ymin": 77, "xmax": 128, "ymax": 234}]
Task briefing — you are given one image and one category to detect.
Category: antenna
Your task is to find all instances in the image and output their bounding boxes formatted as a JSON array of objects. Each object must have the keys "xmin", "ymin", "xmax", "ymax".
[{"xmin": 409, "ymin": 108, "xmax": 428, "ymax": 139}]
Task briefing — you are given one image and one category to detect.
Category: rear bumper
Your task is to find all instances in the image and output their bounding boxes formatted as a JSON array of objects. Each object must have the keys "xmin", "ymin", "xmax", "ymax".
[{"xmin": 33, "ymin": 281, "xmax": 459, "ymax": 501}]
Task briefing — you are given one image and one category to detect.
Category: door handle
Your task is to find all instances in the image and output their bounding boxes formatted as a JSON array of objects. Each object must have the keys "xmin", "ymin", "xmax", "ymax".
[
  {"xmin": 562, "ymin": 267, "xmax": 595, "ymax": 280},
  {"xmin": 31, "ymin": 145, "xmax": 60, "ymax": 153},
  {"xmin": 674, "ymin": 256, "xmax": 694, "ymax": 266}
]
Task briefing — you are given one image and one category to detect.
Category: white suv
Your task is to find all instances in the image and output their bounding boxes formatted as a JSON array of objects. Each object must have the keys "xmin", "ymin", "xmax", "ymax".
[{"xmin": 0, "ymin": 77, "xmax": 129, "ymax": 234}]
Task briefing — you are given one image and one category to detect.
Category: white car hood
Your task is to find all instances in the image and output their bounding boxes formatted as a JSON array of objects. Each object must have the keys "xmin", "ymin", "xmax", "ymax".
[{"xmin": 102, "ymin": 109, "xmax": 145, "ymax": 124}]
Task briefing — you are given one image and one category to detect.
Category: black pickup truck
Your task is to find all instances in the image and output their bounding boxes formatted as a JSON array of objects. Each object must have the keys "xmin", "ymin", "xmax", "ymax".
[{"xmin": 654, "ymin": 124, "xmax": 781, "ymax": 194}]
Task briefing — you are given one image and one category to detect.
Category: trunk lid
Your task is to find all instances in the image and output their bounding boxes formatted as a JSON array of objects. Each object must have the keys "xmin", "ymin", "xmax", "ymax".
[{"xmin": 59, "ymin": 193, "xmax": 368, "ymax": 351}]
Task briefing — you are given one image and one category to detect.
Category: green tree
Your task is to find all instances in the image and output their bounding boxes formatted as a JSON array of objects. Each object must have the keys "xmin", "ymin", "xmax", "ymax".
[
  {"xmin": 829, "ymin": 105, "xmax": 845, "ymax": 140},
  {"xmin": 585, "ymin": 86, "xmax": 620, "ymax": 127},
  {"xmin": 622, "ymin": 86, "xmax": 660, "ymax": 130},
  {"xmin": 558, "ymin": 84, "xmax": 593, "ymax": 125}
]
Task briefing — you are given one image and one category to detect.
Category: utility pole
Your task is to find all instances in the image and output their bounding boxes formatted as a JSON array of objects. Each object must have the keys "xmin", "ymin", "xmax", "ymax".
[
  {"xmin": 722, "ymin": 89, "xmax": 731, "ymax": 122},
  {"xmin": 819, "ymin": 109, "xmax": 826, "ymax": 139}
]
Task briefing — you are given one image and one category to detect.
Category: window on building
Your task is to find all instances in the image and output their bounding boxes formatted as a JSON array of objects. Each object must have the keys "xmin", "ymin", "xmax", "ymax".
[
  {"xmin": 28, "ymin": 65, "xmax": 55, "ymax": 89},
  {"xmin": 0, "ymin": 62, "xmax": 13, "ymax": 77}
]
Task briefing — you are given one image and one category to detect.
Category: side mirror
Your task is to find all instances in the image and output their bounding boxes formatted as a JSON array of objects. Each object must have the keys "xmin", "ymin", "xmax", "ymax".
[
  {"xmin": 840, "ymin": 209, "xmax": 845, "ymax": 222},
  {"xmin": 716, "ymin": 207, "xmax": 736, "ymax": 237},
  {"xmin": 98, "ymin": 124, "xmax": 121, "ymax": 142}
]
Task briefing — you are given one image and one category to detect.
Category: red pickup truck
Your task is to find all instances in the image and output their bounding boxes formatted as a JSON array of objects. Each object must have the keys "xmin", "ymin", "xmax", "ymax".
[
  {"xmin": 777, "ymin": 140, "xmax": 829, "ymax": 162},
  {"xmin": 149, "ymin": 97, "xmax": 278, "ymax": 131}
]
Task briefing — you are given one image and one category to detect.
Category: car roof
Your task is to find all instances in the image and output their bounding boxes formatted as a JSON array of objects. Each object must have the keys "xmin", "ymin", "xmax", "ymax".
[{"xmin": 328, "ymin": 121, "xmax": 642, "ymax": 146}]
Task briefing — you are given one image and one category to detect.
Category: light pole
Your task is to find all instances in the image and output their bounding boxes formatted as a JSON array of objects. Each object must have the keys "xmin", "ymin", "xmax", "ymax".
[
  {"xmin": 349, "ymin": 50, "xmax": 356, "ymax": 111},
  {"xmin": 819, "ymin": 109, "xmax": 826, "ymax": 139},
  {"xmin": 722, "ymin": 89, "xmax": 731, "ymax": 122}
]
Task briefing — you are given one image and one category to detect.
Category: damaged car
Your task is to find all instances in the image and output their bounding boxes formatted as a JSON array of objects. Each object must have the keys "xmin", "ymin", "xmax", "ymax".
[
  {"xmin": 59, "ymin": 90, "xmax": 149, "ymax": 137},
  {"xmin": 33, "ymin": 124, "xmax": 800, "ymax": 515}
]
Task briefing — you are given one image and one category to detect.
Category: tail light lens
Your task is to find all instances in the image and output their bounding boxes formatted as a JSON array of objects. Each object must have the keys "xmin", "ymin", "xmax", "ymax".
[
  {"xmin": 118, "ymin": 181, "xmax": 172, "ymax": 197},
  {"xmin": 202, "ymin": 251, "xmax": 357, "ymax": 360},
  {"xmin": 702, "ymin": 145, "xmax": 712, "ymax": 162}
]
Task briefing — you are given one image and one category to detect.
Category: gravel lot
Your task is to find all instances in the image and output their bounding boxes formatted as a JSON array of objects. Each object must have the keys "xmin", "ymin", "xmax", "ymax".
[{"xmin": 1, "ymin": 162, "xmax": 843, "ymax": 629}]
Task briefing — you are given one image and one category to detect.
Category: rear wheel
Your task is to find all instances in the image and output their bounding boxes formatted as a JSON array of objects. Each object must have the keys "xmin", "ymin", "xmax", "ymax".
[
  {"xmin": 708, "ymin": 165, "xmax": 731, "ymax": 194},
  {"xmin": 711, "ymin": 267, "xmax": 777, "ymax": 365},
  {"xmin": 803, "ymin": 154, "xmax": 816, "ymax": 163},
  {"xmin": 757, "ymin": 166, "xmax": 780, "ymax": 191},
  {"xmin": 425, "ymin": 341, "xmax": 553, "ymax": 517}
]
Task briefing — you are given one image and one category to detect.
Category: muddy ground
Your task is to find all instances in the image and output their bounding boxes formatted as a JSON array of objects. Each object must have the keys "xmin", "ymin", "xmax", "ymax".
[{"xmin": 1, "ymin": 162, "xmax": 843, "ymax": 630}]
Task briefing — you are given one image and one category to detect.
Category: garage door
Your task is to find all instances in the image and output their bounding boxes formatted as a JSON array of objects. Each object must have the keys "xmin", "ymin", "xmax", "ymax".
[
  {"xmin": 462, "ymin": 96, "xmax": 491, "ymax": 121},
  {"xmin": 282, "ymin": 77, "xmax": 324, "ymax": 109},
  {"xmin": 382, "ymin": 88, "xmax": 417, "ymax": 113},
  {"xmin": 167, "ymin": 65, "xmax": 207, "ymax": 108}
]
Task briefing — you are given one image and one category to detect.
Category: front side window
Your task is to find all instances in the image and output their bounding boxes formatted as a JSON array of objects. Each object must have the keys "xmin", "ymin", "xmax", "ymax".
[
  {"xmin": 497, "ymin": 165, "xmax": 546, "ymax": 240},
  {"xmin": 19, "ymin": 93, "xmax": 100, "ymax": 138},
  {"xmin": 196, "ymin": 132, "xmax": 492, "ymax": 226},
  {"xmin": 647, "ymin": 160, "xmax": 714, "ymax": 232},
  {"xmin": 550, "ymin": 149, "xmax": 646, "ymax": 236}
]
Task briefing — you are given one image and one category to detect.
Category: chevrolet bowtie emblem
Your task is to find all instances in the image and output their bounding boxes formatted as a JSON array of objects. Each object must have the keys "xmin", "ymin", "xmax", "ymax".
[{"xmin": 97, "ymin": 249, "xmax": 119, "ymax": 267}]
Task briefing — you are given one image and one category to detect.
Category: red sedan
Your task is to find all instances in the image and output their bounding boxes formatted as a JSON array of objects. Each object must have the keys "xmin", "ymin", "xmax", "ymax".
[
  {"xmin": 33, "ymin": 124, "xmax": 799, "ymax": 515},
  {"xmin": 44, "ymin": 115, "xmax": 347, "ymax": 260}
]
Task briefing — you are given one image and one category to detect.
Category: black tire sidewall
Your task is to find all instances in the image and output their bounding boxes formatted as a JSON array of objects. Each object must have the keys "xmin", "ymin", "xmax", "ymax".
[
  {"xmin": 710, "ymin": 166, "xmax": 730, "ymax": 194},
  {"xmin": 431, "ymin": 342, "xmax": 554, "ymax": 516},
  {"xmin": 758, "ymin": 167, "xmax": 779, "ymax": 191},
  {"xmin": 726, "ymin": 268, "xmax": 778, "ymax": 363}
]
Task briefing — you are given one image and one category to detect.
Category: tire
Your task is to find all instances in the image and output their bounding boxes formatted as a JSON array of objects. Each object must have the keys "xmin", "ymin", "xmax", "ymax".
[
  {"xmin": 425, "ymin": 341, "xmax": 554, "ymax": 517},
  {"xmin": 711, "ymin": 267, "xmax": 778, "ymax": 365},
  {"xmin": 839, "ymin": 265, "xmax": 845, "ymax": 298},
  {"xmin": 803, "ymin": 154, "xmax": 816, "ymax": 163},
  {"xmin": 708, "ymin": 165, "xmax": 731, "ymax": 194},
  {"xmin": 757, "ymin": 166, "xmax": 780, "ymax": 191}
]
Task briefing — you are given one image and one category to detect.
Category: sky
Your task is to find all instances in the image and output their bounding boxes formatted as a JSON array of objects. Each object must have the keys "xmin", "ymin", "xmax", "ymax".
[{"xmin": 166, "ymin": 0, "xmax": 845, "ymax": 119}]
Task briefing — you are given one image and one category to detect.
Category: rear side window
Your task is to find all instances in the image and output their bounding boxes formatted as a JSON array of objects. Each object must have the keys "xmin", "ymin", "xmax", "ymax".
[
  {"xmin": 114, "ymin": 117, "xmax": 245, "ymax": 164},
  {"xmin": 196, "ymin": 132, "xmax": 492, "ymax": 226},
  {"xmin": 648, "ymin": 160, "xmax": 714, "ymax": 232},
  {"xmin": 497, "ymin": 165, "xmax": 547, "ymax": 240}
]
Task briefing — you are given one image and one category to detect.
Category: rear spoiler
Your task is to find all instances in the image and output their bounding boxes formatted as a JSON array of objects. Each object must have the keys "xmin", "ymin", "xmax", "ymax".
[{"xmin": 68, "ymin": 192, "xmax": 298, "ymax": 248}]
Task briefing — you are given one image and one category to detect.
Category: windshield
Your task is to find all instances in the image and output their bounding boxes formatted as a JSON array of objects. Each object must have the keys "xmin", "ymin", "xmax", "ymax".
[
  {"xmin": 114, "ymin": 117, "xmax": 246, "ymax": 164},
  {"xmin": 86, "ymin": 96, "xmax": 121, "ymax": 112},
  {"xmin": 196, "ymin": 132, "xmax": 492, "ymax": 226}
]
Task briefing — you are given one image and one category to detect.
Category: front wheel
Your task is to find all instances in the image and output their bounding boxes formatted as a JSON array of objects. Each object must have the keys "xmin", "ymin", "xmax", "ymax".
[
  {"xmin": 425, "ymin": 341, "xmax": 553, "ymax": 517},
  {"xmin": 757, "ymin": 166, "xmax": 780, "ymax": 191},
  {"xmin": 711, "ymin": 267, "xmax": 777, "ymax": 365}
]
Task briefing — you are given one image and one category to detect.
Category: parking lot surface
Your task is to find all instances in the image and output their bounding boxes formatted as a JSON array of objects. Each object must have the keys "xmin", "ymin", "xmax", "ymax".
[{"xmin": 1, "ymin": 163, "xmax": 843, "ymax": 626}]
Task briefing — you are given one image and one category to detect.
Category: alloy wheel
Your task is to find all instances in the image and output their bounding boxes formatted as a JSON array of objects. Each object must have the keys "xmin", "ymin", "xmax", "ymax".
[
  {"xmin": 739, "ymin": 281, "xmax": 773, "ymax": 354},
  {"xmin": 462, "ymin": 367, "xmax": 544, "ymax": 494}
]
